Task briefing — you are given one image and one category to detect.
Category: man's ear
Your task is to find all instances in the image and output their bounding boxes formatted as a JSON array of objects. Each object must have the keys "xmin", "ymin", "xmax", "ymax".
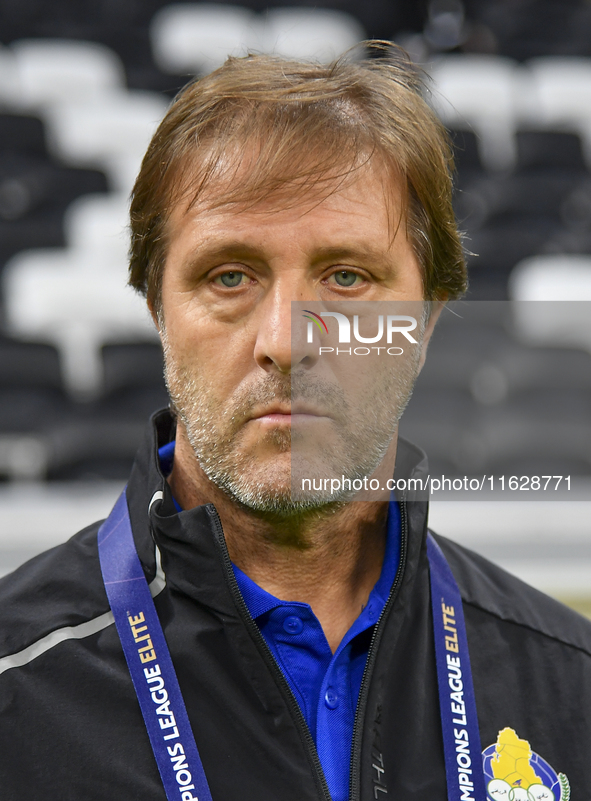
[{"xmin": 417, "ymin": 299, "xmax": 446, "ymax": 374}]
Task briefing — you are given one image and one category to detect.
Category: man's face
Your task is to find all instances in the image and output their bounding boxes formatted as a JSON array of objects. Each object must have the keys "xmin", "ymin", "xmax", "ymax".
[{"xmin": 158, "ymin": 160, "xmax": 435, "ymax": 513}]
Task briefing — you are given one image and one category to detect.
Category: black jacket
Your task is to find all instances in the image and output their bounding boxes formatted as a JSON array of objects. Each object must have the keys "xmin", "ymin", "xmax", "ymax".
[{"xmin": 1, "ymin": 410, "xmax": 591, "ymax": 800}]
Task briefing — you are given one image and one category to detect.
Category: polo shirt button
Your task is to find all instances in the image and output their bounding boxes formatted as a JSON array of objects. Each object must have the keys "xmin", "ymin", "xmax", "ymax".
[
  {"xmin": 283, "ymin": 615, "xmax": 304, "ymax": 635},
  {"xmin": 324, "ymin": 688, "xmax": 339, "ymax": 709}
]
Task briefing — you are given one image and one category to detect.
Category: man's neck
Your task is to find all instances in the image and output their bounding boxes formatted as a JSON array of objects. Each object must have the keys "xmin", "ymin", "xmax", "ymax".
[{"xmin": 169, "ymin": 428, "xmax": 395, "ymax": 652}]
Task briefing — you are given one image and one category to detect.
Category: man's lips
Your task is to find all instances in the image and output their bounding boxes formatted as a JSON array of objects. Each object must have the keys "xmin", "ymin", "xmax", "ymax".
[
  {"xmin": 254, "ymin": 412, "xmax": 292, "ymax": 425},
  {"xmin": 249, "ymin": 404, "xmax": 331, "ymax": 424}
]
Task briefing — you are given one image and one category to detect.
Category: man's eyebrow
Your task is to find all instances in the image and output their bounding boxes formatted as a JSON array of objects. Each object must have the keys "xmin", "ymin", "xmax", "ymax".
[
  {"xmin": 310, "ymin": 246, "xmax": 394, "ymax": 270},
  {"xmin": 179, "ymin": 241, "xmax": 395, "ymax": 273},
  {"xmin": 180, "ymin": 241, "xmax": 267, "ymax": 272}
]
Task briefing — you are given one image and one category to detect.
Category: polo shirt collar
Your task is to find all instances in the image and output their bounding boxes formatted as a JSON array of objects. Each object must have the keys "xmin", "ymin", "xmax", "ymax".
[{"xmin": 232, "ymin": 497, "xmax": 401, "ymax": 629}]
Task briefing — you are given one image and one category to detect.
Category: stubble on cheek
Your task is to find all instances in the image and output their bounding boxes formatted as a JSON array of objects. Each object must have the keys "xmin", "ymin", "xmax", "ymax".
[
  {"xmin": 161, "ymin": 333, "xmax": 292, "ymax": 476},
  {"xmin": 159, "ymin": 312, "xmax": 425, "ymax": 511}
]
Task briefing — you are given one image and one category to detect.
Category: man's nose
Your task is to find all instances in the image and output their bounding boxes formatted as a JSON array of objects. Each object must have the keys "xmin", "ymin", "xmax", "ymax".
[{"xmin": 253, "ymin": 285, "xmax": 320, "ymax": 374}]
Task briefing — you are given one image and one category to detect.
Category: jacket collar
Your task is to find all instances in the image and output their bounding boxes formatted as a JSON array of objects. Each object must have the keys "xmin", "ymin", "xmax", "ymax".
[{"xmin": 126, "ymin": 409, "xmax": 431, "ymax": 616}]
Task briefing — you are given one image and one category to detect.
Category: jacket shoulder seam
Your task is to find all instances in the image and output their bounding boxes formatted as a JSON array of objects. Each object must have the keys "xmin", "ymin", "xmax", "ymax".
[
  {"xmin": 0, "ymin": 547, "xmax": 166, "ymax": 677},
  {"xmin": 0, "ymin": 610, "xmax": 115, "ymax": 676},
  {"xmin": 462, "ymin": 597, "xmax": 591, "ymax": 658}
]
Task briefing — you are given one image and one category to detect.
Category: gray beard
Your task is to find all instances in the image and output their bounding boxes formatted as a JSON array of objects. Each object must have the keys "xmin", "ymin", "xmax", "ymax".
[{"xmin": 160, "ymin": 322, "xmax": 423, "ymax": 516}]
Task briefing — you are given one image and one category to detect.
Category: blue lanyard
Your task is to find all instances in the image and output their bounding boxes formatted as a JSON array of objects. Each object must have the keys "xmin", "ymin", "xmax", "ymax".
[
  {"xmin": 97, "ymin": 492, "xmax": 213, "ymax": 801},
  {"xmin": 427, "ymin": 533, "xmax": 486, "ymax": 801},
  {"xmin": 98, "ymin": 492, "xmax": 484, "ymax": 801}
]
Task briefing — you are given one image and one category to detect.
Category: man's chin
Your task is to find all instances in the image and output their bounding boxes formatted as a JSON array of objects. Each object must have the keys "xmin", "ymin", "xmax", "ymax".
[
  {"xmin": 188, "ymin": 428, "xmax": 374, "ymax": 513},
  {"xmin": 202, "ymin": 464, "xmax": 343, "ymax": 516}
]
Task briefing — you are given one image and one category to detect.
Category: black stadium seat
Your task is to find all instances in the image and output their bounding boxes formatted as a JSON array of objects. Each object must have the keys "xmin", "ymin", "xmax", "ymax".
[
  {"xmin": 0, "ymin": 336, "xmax": 70, "ymax": 479},
  {"xmin": 0, "ymin": 113, "xmax": 48, "ymax": 156},
  {"xmin": 46, "ymin": 418, "xmax": 146, "ymax": 481},
  {"xmin": 101, "ymin": 342, "xmax": 166, "ymax": 396},
  {"xmin": 400, "ymin": 301, "xmax": 591, "ymax": 477},
  {"xmin": 450, "ymin": 128, "xmax": 486, "ymax": 184},
  {"xmin": 466, "ymin": 224, "xmax": 553, "ymax": 298},
  {"xmin": 458, "ymin": 130, "xmax": 590, "ymax": 298},
  {"xmin": 515, "ymin": 129, "xmax": 589, "ymax": 172},
  {"xmin": 0, "ymin": 147, "xmax": 108, "ymax": 275},
  {"xmin": 99, "ymin": 342, "xmax": 168, "ymax": 419},
  {"xmin": 94, "ymin": 342, "xmax": 168, "ymax": 423},
  {"xmin": 472, "ymin": 0, "xmax": 585, "ymax": 60}
]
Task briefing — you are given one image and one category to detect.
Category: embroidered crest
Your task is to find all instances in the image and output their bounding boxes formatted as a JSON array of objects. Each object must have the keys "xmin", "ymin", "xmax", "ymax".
[{"xmin": 482, "ymin": 728, "xmax": 570, "ymax": 801}]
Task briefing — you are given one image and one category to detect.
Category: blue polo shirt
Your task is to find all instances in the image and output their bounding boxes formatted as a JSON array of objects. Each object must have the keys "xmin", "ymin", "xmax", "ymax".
[{"xmin": 159, "ymin": 442, "xmax": 401, "ymax": 801}]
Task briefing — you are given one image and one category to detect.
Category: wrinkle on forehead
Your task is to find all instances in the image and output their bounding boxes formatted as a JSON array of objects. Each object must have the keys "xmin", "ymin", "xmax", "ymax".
[{"xmin": 168, "ymin": 141, "xmax": 408, "ymax": 248}]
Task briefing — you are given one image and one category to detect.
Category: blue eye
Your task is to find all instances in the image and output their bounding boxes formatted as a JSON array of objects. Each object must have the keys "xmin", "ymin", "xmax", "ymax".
[
  {"xmin": 333, "ymin": 270, "xmax": 360, "ymax": 287},
  {"xmin": 217, "ymin": 271, "xmax": 246, "ymax": 287}
]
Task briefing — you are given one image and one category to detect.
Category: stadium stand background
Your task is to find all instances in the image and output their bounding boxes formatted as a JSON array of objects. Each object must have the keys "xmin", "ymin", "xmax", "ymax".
[{"xmin": 1, "ymin": 0, "xmax": 591, "ymax": 615}]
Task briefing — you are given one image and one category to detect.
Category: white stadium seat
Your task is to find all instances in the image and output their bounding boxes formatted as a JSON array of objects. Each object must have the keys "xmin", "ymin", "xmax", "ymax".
[
  {"xmin": 10, "ymin": 39, "xmax": 126, "ymax": 108},
  {"xmin": 0, "ymin": 45, "xmax": 22, "ymax": 108},
  {"xmin": 525, "ymin": 57, "xmax": 591, "ymax": 165},
  {"xmin": 64, "ymin": 194, "xmax": 130, "ymax": 259},
  {"xmin": 428, "ymin": 54, "xmax": 524, "ymax": 170},
  {"xmin": 257, "ymin": 8, "xmax": 364, "ymax": 62},
  {"xmin": 526, "ymin": 57, "xmax": 591, "ymax": 126},
  {"xmin": 509, "ymin": 254, "xmax": 591, "ymax": 352},
  {"xmin": 3, "ymin": 249, "xmax": 156, "ymax": 397},
  {"xmin": 151, "ymin": 3, "xmax": 256, "ymax": 75},
  {"xmin": 43, "ymin": 90, "xmax": 168, "ymax": 192},
  {"xmin": 151, "ymin": 3, "xmax": 365, "ymax": 76},
  {"xmin": 510, "ymin": 254, "xmax": 591, "ymax": 301}
]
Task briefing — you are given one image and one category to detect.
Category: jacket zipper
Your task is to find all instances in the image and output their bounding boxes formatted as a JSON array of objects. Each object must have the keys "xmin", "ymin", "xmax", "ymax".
[
  {"xmin": 206, "ymin": 505, "xmax": 332, "ymax": 801},
  {"xmin": 348, "ymin": 493, "xmax": 410, "ymax": 801}
]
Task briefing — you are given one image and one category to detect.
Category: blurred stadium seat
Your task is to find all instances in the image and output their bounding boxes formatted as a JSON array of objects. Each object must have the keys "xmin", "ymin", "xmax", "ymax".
[
  {"xmin": 45, "ymin": 417, "xmax": 147, "ymax": 481},
  {"xmin": 0, "ymin": 155, "xmax": 109, "ymax": 226},
  {"xmin": 515, "ymin": 128, "xmax": 588, "ymax": 172},
  {"xmin": 402, "ymin": 299, "xmax": 591, "ymax": 478},
  {"xmin": 256, "ymin": 8, "xmax": 365, "ymax": 62},
  {"xmin": 0, "ymin": 109, "xmax": 108, "ymax": 282},
  {"xmin": 458, "ymin": 129, "xmax": 591, "ymax": 298},
  {"xmin": 477, "ymin": 343, "xmax": 591, "ymax": 395},
  {"xmin": 0, "ymin": 111, "xmax": 46, "ymax": 155},
  {"xmin": 102, "ymin": 342, "xmax": 165, "ymax": 396},
  {"xmin": 0, "ymin": 44, "xmax": 21, "ymax": 107},
  {"xmin": 64, "ymin": 193, "xmax": 130, "ymax": 257},
  {"xmin": 151, "ymin": 4, "xmax": 257, "ymax": 75},
  {"xmin": 100, "ymin": 342, "xmax": 168, "ymax": 418},
  {"xmin": 2, "ymin": 248, "xmax": 156, "ymax": 397},
  {"xmin": 509, "ymin": 256, "xmax": 591, "ymax": 353},
  {"xmin": 467, "ymin": 0, "xmax": 587, "ymax": 61},
  {"xmin": 10, "ymin": 39, "xmax": 126, "ymax": 108},
  {"xmin": 151, "ymin": 3, "xmax": 365, "ymax": 76},
  {"xmin": 478, "ymin": 383, "xmax": 591, "ymax": 476},
  {"xmin": 525, "ymin": 57, "xmax": 591, "ymax": 160},
  {"xmin": 510, "ymin": 254, "xmax": 591, "ymax": 301},
  {"xmin": 465, "ymin": 224, "xmax": 551, "ymax": 299},
  {"xmin": 509, "ymin": 255, "xmax": 591, "ymax": 360},
  {"xmin": 43, "ymin": 90, "xmax": 168, "ymax": 192},
  {"xmin": 449, "ymin": 128, "xmax": 487, "ymax": 185},
  {"xmin": 0, "ymin": 336, "xmax": 68, "ymax": 480},
  {"xmin": 42, "ymin": 342, "xmax": 167, "ymax": 482},
  {"xmin": 428, "ymin": 54, "xmax": 523, "ymax": 170},
  {"xmin": 399, "ymin": 386, "xmax": 485, "ymax": 474}
]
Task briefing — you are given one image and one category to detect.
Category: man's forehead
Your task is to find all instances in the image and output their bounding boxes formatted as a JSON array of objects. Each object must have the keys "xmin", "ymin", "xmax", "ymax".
[{"xmin": 166, "ymin": 153, "xmax": 405, "ymax": 240}]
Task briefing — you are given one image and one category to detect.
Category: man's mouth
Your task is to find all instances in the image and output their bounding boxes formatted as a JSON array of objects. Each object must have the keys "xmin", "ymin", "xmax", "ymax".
[{"xmin": 250, "ymin": 403, "xmax": 331, "ymax": 425}]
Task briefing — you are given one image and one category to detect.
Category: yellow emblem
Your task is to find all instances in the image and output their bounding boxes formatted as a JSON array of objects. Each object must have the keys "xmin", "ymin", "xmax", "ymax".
[
  {"xmin": 492, "ymin": 728, "xmax": 542, "ymax": 789},
  {"xmin": 483, "ymin": 728, "xmax": 570, "ymax": 801}
]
